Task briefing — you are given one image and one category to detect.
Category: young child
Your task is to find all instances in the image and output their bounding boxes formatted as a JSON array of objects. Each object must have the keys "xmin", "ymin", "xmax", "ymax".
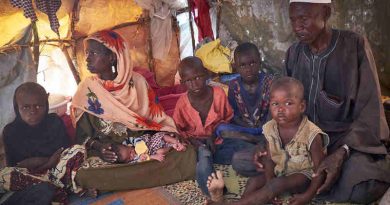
[
  {"xmin": 207, "ymin": 77, "xmax": 329, "ymax": 205},
  {"xmin": 1, "ymin": 82, "xmax": 92, "ymax": 204},
  {"xmin": 217, "ymin": 43, "xmax": 273, "ymax": 140},
  {"xmin": 112, "ymin": 132, "xmax": 186, "ymax": 163},
  {"xmin": 217, "ymin": 43, "xmax": 274, "ymax": 177},
  {"xmin": 173, "ymin": 56, "xmax": 233, "ymax": 196}
]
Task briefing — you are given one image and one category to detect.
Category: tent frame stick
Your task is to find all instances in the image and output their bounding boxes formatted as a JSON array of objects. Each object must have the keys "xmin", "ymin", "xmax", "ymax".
[
  {"xmin": 187, "ymin": 0, "xmax": 196, "ymax": 53},
  {"xmin": 216, "ymin": 0, "xmax": 222, "ymax": 39},
  {"xmin": 61, "ymin": 46, "xmax": 81, "ymax": 84},
  {"xmin": 146, "ymin": 19, "xmax": 155, "ymax": 73},
  {"xmin": 32, "ymin": 22, "xmax": 40, "ymax": 72}
]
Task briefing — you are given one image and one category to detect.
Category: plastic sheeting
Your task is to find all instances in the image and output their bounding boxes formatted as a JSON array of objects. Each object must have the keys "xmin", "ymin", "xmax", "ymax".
[
  {"xmin": 0, "ymin": 0, "xmax": 144, "ymax": 45},
  {"xmin": 73, "ymin": 0, "xmax": 143, "ymax": 38},
  {"xmin": 0, "ymin": 0, "xmax": 74, "ymax": 46},
  {"xmin": 0, "ymin": 26, "xmax": 35, "ymax": 135}
]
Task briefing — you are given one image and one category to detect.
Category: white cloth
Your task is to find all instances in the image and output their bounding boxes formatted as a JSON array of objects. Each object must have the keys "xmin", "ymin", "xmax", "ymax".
[
  {"xmin": 134, "ymin": 0, "xmax": 185, "ymax": 60},
  {"xmin": 290, "ymin": 0, "xmax": 331, "ymax": 3}
]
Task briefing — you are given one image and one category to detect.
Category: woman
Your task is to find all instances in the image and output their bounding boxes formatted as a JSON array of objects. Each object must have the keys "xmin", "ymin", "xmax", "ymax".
[
  {"xmin": 71, "ymin": 30, "xmax": 177, "ymax": 160},
  {"xmin": 71, "ymin": 30, "xmax": 195, "ymax": 190}
]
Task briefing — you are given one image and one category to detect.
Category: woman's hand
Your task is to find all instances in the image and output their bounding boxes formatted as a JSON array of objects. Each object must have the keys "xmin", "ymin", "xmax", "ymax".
[
  {"xmin": 151, "ymin": 153, "xmax": 165, "ymax": 162},
  {"xmin": 313, "ymin": 147, "xmax": 347, "ymax": 194},
  {"xmin": 96, "ymin": 142, "xmax": 117, "ymax": 163}
]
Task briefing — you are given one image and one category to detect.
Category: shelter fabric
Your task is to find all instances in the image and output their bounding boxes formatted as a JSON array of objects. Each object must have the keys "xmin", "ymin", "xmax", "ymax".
[
  {"xmin": 71, "ymin": 30, "xmax": 177, "ymax": 133},
  {"xmin": 190, "ymin": 0, "xmax": 214, "ymax": 41},
  {"xmin": 285, "ymin": 29, "xmax": 390, "ymax": 202},
  {"xmin": 10, "ymin": 0, "xmax": 61, "ymax": 35},
  {"xmin": 10, "ymin": 0, "xmax": 37, "ymax": 21},
  {"xmin": 0, "ymin": 26, "xmax": 35, "ymax": 135},
  {"xmin": 135, "ymin": 0, "xmax": 185, "ymax": 60}
]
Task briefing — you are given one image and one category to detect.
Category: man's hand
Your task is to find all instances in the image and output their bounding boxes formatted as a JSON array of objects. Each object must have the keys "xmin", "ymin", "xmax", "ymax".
[
  {"xmin": 151, "ymin": 154, "xmax": 165, "ymax": 162},
  {"xmin": 253, "ymin": 146, "xmax": 268, "ymax": 172},
  {"xmin": 313, "ymin": 147, "xmax": 347, "ymax": 194}
]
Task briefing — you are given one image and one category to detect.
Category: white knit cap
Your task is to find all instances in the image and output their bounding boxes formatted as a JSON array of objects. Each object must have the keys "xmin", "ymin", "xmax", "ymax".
[{"xmin": 290, "ymin": 0, "xmax": 331, "ymax": 3}]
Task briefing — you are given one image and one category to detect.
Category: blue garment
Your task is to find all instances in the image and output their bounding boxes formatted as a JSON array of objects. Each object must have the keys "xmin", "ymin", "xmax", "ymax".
[
  {"xmin": 219, "ymin": 73, "xmax": 240, "ymax": 83},
  {"xmin": 227, "ymin": 72, "xmax": 273, "ymax": 127},
  {"xmin": 215, "ymin": 123, "xmax": 262, "ymax": 137},
  {"xmin": 196, "ymin": 138, "xmax": 255, "ymax": 196}
]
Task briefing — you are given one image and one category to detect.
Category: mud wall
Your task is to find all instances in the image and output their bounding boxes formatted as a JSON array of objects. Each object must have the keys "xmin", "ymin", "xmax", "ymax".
[{"xmin": 218, "ymin": 0, "xmax": 390, "ymax": 95}]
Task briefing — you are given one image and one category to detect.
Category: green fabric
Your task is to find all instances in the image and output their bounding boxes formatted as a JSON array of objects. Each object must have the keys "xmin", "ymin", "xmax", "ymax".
[
  {"xmin": 75, "ymin": 112, "xmax": 196, "ymax": 191},
  {"xmin": 75, "ymin": 146, "xmax": 196, "ymax": 191},
  {"xmin": 76, "ymin": 113, "xmax": 150, "ymax": 157}
]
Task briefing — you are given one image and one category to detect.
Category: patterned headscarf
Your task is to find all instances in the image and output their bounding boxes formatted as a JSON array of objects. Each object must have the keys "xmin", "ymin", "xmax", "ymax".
[{"xmin": 71, "ymin": 30, "xmax": 177, "ymax": 133}]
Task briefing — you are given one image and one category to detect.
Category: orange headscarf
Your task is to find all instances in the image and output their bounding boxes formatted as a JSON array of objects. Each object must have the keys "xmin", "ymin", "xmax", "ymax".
[{"xmin": 71, "ymin": 30, "xmax": 177, "ymax": 132}]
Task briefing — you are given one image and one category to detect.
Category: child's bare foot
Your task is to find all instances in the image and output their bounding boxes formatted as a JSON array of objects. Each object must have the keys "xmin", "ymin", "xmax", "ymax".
[
  {"xmin": 206, "ymin": 171, "xmax": 224, "ymax": 202},
  {"xmin": 84, "ymin": 188, "xmax": 98, "ymax": 198}
]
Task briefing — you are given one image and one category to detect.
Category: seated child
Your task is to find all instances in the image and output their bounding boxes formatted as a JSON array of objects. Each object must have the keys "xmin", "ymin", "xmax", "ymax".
[
  {"xmin": 1, "ymin": 82, "xmax": 92, "ymax": 204},
  {"xmin": 112, "ymin": 132, "xmax": 186, "ymax": 163},
  {"xmin": 173, "ymin": 56, "xmax": 234, "ymax": 196},
  {"xmin": 207, "ymin": 77, "xmax": 329, "ymax": 205},
  {"xmin": 217, "ymin": 42, "xmax": 274, "ymax": 142}
]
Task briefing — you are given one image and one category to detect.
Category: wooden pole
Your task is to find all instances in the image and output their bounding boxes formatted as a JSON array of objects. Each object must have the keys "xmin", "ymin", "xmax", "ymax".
[
  {"xmin": 147, "ymin": 18, "xmax": 155, "ymax": 73},
  {"xmin": 32, "ymin": 21, "xmax": 40, "ymax": 73},
  {"xmin": 61, "ymin": 46, "xmax": 81, "ymax": 84},
  {"xmin": 216, "ymin": 0, "xmax": 222, "ymax": 39},
  {"xmin": 187, "ymin": 0, "xmax": 196, "ymax": 53}
]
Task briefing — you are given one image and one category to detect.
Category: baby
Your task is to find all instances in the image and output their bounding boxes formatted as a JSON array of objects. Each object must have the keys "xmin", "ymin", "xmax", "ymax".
[{"xmin": 112, "ymin": 132, "xmax": 186, "ymax": 163}]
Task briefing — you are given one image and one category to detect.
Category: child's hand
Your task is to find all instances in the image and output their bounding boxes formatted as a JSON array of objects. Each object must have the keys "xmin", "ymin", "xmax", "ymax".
[
  {"xmin": 46, "ymin": 147, "xmax": 64, "ymax": 169},
  {"xmin": 139, "ymin": 153, "xmax": 149, "ymax": 161},
  {"xmin": 150, "ymin": 154, "xmax": 165, "ymax": 162},
  {"xmin": 288, "ymin": 193, "xmax": 310, "ymax": 205}
]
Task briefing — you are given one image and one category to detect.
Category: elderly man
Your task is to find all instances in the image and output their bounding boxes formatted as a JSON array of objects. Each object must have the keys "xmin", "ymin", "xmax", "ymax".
[
  {"xmin": 224, "ymin": 0, "xmax": 390, "ymax": 204},
  {"xmin": 285, "ymin": 0, "xmax": 389, "ymax": 203}
]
